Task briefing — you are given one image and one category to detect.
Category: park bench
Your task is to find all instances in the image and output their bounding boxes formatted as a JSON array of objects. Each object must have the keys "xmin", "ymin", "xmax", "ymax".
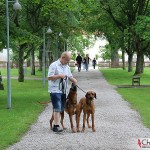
[
  {"xmin": 132, "ymin": 76, "xmax": 140, "ymax": 86},
  {"xmin": 0, "ymin": 71, "xmax": 4, "ymax": 90}
]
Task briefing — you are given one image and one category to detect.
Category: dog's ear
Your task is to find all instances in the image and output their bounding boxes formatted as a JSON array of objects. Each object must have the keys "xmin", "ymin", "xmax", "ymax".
[
  {"xmin": 94, "ymin": 92, "xmax": 97, "ymax": 99},
  {"xmin": 71, "ymin": 83, "xmax": 75, "ymax": 88},
  {"xmin": 71, "ymin": 82, "xmax": 76, "ymax": 88},
  {"xmin": 85, "ymin": 92, "xmax": 88, "ymax": 98},
  {"xmin": 71, "ymin": 83, "xmax": 74, "ymax": 88}
]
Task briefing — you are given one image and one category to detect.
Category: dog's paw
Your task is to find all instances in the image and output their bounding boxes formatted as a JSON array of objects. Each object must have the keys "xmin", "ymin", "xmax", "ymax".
[
  {"xmin": 88, "ymin": 125, "xmax": 92, "ymax": 128},
  {"xmin": 72, "ymin": 128, "xmax": 77, "ymax": 133},
  {"xmin": 63, "ymin": 127, "xmax": 67, "ymax": 130},
  {"xmin": 92, "ymin": 128, "xmax": 96, "ymax": 132},
  {"xmin": 76, "ymin": 128, "xmax": 80, "ymax": 132},
  {"xmin": 81, "ymin": 128, "xmax": 85, "ymax": 132}
]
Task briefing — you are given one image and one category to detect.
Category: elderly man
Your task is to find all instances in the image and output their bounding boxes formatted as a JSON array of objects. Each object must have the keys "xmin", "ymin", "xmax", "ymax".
[{"xmin": 48, "ymin": 51, "xmax": 77, "ymax": 133}]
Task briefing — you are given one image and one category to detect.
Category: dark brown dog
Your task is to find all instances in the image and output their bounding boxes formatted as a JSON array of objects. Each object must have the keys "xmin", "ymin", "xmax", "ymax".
[
  {"xmin": 76, "ymin": 91, "xmax": 96, "ymax": 132},
  {"xmin": 50, "ymin": 83, "xmax": 77, "ymax": 133}
]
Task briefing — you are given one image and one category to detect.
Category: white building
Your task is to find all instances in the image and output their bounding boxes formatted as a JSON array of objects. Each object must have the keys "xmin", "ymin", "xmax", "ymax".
[{"xmin": 0, "ymin": 49, "xmax": 7, "ymax": 61}]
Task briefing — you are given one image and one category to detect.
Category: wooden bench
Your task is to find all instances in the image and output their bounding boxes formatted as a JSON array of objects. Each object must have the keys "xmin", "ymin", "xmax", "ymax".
[{"xmin": 132, "ymin": 76, "xmax": 140, "ymax": 86}]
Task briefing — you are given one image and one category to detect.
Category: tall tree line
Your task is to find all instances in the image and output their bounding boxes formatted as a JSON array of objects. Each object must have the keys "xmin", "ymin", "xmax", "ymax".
[
  {"xmin": 80, "ymin": 0, "xmax": 150, "ymax": 74},
  {"xmin": 0, "ymin": 0, "xmax": 150, "ymax": 81}
]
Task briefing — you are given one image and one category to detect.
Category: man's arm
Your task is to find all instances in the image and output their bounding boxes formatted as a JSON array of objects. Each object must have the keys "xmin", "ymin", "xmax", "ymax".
[
  {"xmin": 68, "ymin": 76, "xmax": 77, "ymax": 84},
  {"xmin": 48, "ymin": 74, "xmax": 66, "ymax": 81},
  {"xmin": 76, "ymin": 56, "xmax": 78, "ymax": 61}
]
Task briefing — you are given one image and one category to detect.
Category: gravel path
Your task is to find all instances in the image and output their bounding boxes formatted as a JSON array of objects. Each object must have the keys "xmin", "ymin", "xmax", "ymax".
[{"xmin": 7, "ymin": 68, "xmax": 150, "ymax": 150}]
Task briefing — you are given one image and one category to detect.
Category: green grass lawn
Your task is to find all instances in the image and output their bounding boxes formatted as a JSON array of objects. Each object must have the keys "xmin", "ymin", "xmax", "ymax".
[
  {"xmin": 100, "ymin": 68, "xmax": 150, "ymax": 129},
  {"xmin": 0, "ymin": 67, "xmax": 44, "ymax": 78},
  {"xmin": 0, "ymin": 67, "xmax": 75, "ymax": 78},
  {"xmin": 0, "ymin": 79, "xmax": 49, "ymax": 150},
  {"xmin": 0, "ymin": 67, "xmax": 75, "ymax": 150},
  {"xmin": 0, "ymin": 67, "xmax": 149, "ymax": 149}
]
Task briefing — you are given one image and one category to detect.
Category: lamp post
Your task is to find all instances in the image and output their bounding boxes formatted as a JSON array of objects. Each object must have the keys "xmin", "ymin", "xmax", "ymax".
[
  {"xmin": 59, "ymin": 32, "xmax": 62, "ymax": 37},
  {"xmin": 43, "ymin": 27, "xmax": 52, "ymax": 87},
  {"xmin": 6, "ymin": 0, "xmax": 21, "ymax": 109},
  {"xmin": 64, "ymin": 39, "xmax": 66, "ymax": 52}
]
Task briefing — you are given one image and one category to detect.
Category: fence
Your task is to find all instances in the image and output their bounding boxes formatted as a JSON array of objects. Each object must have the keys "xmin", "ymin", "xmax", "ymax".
[
  {"xmin": 0, "ymin": 61, "xmax": 40, "ymax": 68},
  {"xmin": 0, "ymin": 61, "xmax": 150, "ymax": 68},
  {"xmin": 98, "ymin": 61, "xmax": 150, "ymax": 68}
]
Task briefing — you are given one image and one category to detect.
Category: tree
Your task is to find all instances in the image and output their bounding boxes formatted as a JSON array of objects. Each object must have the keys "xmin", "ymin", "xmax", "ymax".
[
  {"xmin": 98, "ymin": 0, "xmax": 150, "ymax": 74},
  {"xmin": 0, "ymin": 1, "xmax": 6, "ymax": 51}
]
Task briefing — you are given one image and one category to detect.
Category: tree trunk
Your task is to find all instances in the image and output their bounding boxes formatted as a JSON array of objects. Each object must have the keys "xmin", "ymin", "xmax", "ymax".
[
  {"xmin": 62, "ymin": 40, "xmax": 67, "ymax": 52},
  {"xmin": 134, "ymin": 35, "xmax": 144, "ymax": 75},
  {"xmin": 27, "ymin": 60, "xmax": 30, "ymax": 67},
  {"xmin": 111, "ymin": 50, "xmax": 119, "ymax": 68},
  {"xmin": 47, "ymin": 52, "xmax": 53, "ymax": 67},
  {"xmin": 134, "ymin": 0, "xmax": 146, "ymax": 75},
  {"xmin": 30, "ymin": 46, "xmax": 35, "ymax": 75},
  {"xmin": 122, "ymin": 49, "xmax": 125, "ymax": 70},
  {"xmin": 128, "ymin": 53, "xmax": 133, "ymax": 72},
  {"xmin": 135, "ymin": 50, "xmax": 144, "ymax": 75},
  {"xmin": 38, "ymin": 49, "xmax": 42, "ymax": 71},
  {"xmin": 56, "ymin": 33, "xmax": 58, "ymax": 60},
  {"xmin": 18, "ymin": 44, "xmax": 26, "ymax": 82},
  {"xmin": 46, "ymin": 38, "xmax": 51, "ymax": 67}
]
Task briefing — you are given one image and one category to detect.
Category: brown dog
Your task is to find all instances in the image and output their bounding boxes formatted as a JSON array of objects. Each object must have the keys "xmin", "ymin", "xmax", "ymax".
[
  {"xmin": 50, "ymin": 83, "xmax": 77, "ymax": 132},
  {"xmin": 76, "ymin": 91, "xmax": 96, "ymax": 132}
]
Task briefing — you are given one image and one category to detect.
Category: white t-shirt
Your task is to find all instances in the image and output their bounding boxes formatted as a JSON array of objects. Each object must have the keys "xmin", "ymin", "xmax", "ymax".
[{"xmin": 48, "ymin": 59, "xmax": 72, "ymax": 93}]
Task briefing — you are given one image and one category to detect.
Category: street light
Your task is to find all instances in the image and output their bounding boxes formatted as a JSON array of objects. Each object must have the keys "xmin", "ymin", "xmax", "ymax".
[
  {"xmin": 43, "ymin": 27, "xmax": 52, "ymax": 87},
  {"xmin": 6, "ymin": 0, "xmax": 21, "ymax": 109},
  {"xmin": 59, "ymin": 32, "xmax": 62, "ymax": 36}
]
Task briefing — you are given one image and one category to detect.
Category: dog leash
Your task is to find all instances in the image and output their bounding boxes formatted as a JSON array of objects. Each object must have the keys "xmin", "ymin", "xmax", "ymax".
[
  {"xmin": 76, "ymin": 85, "xmax": 87, "ymax": 94},
  {"xmin": 59, "ymin": 76, "xmax": 68, "ymax": 94},
  {"xmin": 59, "ymin": 77, "xmax": 87, "ymax": 94}
]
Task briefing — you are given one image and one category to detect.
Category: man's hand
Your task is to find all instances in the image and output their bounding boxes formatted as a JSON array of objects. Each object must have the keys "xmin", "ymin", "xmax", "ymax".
[
  {"xmin": 59, "ymin": 74, "xmax": 66, "ymax": 79},
  {"xmin": 69, "ymin": 76, "xmax": 77, "ymax": 84}
]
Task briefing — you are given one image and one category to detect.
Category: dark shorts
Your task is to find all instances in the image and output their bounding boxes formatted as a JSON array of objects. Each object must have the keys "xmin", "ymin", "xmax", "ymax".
[{"xmin": 50, "ymin": 93, "xmax": 66, "ymax": 112}]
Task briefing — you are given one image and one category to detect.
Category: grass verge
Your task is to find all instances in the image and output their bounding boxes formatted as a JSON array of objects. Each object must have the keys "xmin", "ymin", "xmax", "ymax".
[
  {"xmin": 0, "ymin": 67, "xmax": 44, "ymax": 78},
  {"xmin": 0, "ymin": 79, "xmax": 49, "ymax": 150},
  {"xmin": 0, "ymin": 67, "xmax": 75, "ymax": 149},
  {"xmin": 100, "ymin": 68, "xmax": 150, "ymax": 129}
]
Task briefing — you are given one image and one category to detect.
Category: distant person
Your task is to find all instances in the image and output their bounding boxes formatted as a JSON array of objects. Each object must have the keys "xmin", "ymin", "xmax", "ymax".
[
  {"xmin": 76, "ymin": 53, "xmax": 82, "ymax": 72},
  {"xmin": 92, "ymin": 58, "xmax": 97, "ymax": 69},
  {"xmin": 83, "ymin": 54, "xmax": 91, "ymax": 71},
  {"xmin": 82, "ymin": 57, "xmax": 85, "ymax": 70}
]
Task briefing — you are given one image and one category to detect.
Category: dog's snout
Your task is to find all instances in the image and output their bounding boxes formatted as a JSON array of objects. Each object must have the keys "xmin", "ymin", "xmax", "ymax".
[{"xmin": 89, "ymin": 97, "xmax": 93, "ymax": 100}]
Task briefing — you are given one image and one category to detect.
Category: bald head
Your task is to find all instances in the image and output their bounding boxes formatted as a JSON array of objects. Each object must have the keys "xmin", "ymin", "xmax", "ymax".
[
  {"xmin": 61, "ymin": 51, "xmax": 71, "ymax": 58},
  {"xmin": 60, "ymin": 51, "xmax": 71, "ymax": 65}
]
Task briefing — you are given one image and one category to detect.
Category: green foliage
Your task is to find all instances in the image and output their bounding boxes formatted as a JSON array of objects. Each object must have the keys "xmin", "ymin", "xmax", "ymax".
[
  {"xmin": 1, "ymin": 0, "xmax": 150, "ymax": 74},
  {"xmin": 100, "ymin": 44, "xmax": 111, "ymax": 61},
  {"xmin": 135, "ymin": 16, "xmax": 150, "ymax": 41},
  {"xmin": 0, "ymin": 1, "xmax": 6, "ymax": 51},
  {"xmin": 67, "ymin": 35, "xmax": 91, "ymax": 54},
  {"xmin": 41, "ymin": 0, "xmax": 81, "ymax": 32}
]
